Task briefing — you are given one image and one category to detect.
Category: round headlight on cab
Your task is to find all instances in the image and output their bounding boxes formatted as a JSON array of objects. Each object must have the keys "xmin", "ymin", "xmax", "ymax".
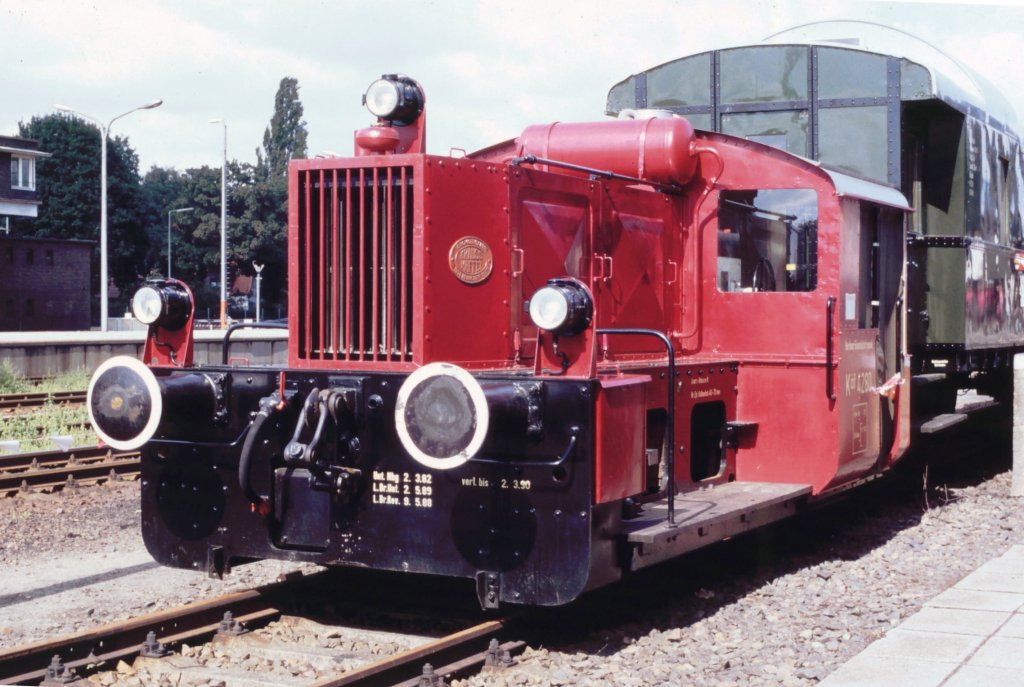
[
  {"xmin": 362, "ymin": 74, "xmax": 425, "ymax": 125},
  {"xmin": 528, "ymin": 278, "xmax": 593, "ymax": 336},
  {"xmin": 131, "ymin": 280, "xmax": 193, "ymax": 330}
]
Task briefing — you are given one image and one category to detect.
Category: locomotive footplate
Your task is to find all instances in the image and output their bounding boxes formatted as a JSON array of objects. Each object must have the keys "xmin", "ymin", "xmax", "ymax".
[{"xmin": 624, "ymin": 481, "xmax": 811, "ymax": 569}]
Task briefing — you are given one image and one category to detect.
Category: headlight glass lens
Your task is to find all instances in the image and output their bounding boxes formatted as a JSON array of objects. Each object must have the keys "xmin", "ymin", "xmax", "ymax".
[
  {"xmin": 529, "ymin": 287, "xmax": 570, "ymax": 331},
  {"xmin": 365, "ymin": 79, "xmax": 400, "ymax": 119},
  {"xmin": 131, "ymin": 287, "xmax": 163, "ymax": 325}
]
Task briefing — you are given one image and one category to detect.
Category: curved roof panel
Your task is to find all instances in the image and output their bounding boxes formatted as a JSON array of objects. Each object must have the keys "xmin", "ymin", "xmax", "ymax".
[{"xmin": 765, "ymin": 20, "xmax": 1019, "ymax": 131}]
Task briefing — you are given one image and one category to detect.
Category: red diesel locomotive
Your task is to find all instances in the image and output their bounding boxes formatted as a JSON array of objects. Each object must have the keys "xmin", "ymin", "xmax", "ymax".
[{"xmin": 88, "ymin": 25, "xmax": 1023, "ymax": 607}]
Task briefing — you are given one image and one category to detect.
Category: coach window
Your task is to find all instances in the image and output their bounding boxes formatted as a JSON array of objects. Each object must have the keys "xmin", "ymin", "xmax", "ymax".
[
  {"xmin": 717, "ymin": 189, "xmax": 818, "ymax": 293},
  {"xmin": 720, "ymin": 47, "xmax": 808, "ymax": 103},
  {"xmin": 721, "ymin": 111, "xmax": 809, "ymax": 157},
  {"xmin": 606, "ymin": 75, "xmax": 637, "ymax": 113},
  {"xmin": 647, "ymin": 54, "xmax": 711, "ymax": 109}
]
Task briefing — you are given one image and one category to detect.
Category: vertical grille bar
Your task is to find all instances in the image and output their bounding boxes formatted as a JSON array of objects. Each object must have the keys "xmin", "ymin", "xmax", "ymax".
[
  {"xmin": 371, "ymin": 168, "xmax": 380, "ymax": 358},
  {"xmin": 331, "ymin": 168, "xmax": 340, "ymax": 360},
  {"xmin": 303, "ymin": 170, "xmax": 313, "ymax": 358},
  {"xmin": 358, "ymin": 168, "xmax": 367, "ymax": 360},
  {"xmin": 399, "ymin": 166, "xmax": 408, "ymax": 358},
  {"xmin": 344, "ymin": 169, "xmax": 353, "ymax": 357},
  {"xmin": 318, "ymin": 169, "xmax": 327, "ymax": 358},
  {"xmin": 384, "ymin": 167, "xmax": 393, "ymax": 356}
]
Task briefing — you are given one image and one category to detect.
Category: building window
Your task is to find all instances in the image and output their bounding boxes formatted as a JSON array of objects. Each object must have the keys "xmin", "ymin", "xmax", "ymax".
[
  {"xmin": 45, "ymin": 249, "xmax": 54, "ymax": 266},
  {"xmin": 25, "ymin": 299, "xmax": 34, "ymax": 317},
  {"xmin": 10, "ymin": 155, "xmax": 35, "ymax": 190},
  {"xmin": 4, "ymin": 247, "xmax": 12, "ymax": 264},
  {"xmin": 25, "ymin": 249, "xmax": 34, "ymax": 265}
]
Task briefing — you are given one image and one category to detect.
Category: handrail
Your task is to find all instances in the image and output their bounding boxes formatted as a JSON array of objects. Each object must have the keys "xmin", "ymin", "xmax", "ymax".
[
  {"xmin": 221, "ymin": 322, "xmax": 288, "ymax": 364},
  {"xmin": 826, "ymin": 297, "xmax": 836, "ymax": 401}
]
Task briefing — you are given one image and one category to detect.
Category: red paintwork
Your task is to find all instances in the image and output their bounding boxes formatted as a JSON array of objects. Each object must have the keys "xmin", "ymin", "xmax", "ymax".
[
  {"xmin": 594, "ymin": 375, "xmax": 648, "ymax": 503},
  {"xmin": 517, "ymin": 119, "xmax": 698, "ymax": 186},
  {"xmin": 355, "ymin": 126, "xmax": 401, "ymax": 153},
  {"xmin": 288, "ymin": 96, "xmax": 911, "ymax": 502},
  {"xmin": 141, "ymin": 280, "xmax": 196, "ymax": 368},
  {"xmin": 354, "ymin": 111, "xmax": 426, "ymax": 156}
]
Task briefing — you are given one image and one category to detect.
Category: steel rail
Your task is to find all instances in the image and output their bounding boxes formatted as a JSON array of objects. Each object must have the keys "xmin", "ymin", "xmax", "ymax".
[
  {"xmin": 0, "ymin": 390, "xmax": 87, "ymax": 411},
  {"xmin": 306, "ymin": 619, "xmax": 519, "ymax": 687},
  {"xmin": 0, "ymin": 574, "xmax": 302, "ymax": 685},
  {"xmin": 0, "ymin": 574, "xmax": 523, "ymax": 687},
  {"xmin": 0, "ymin": 449, "xmax": 141, "ymax": 496},
  {"xmin": 0, "ymin": 445, "xmax": 125, "ymax": 472}
]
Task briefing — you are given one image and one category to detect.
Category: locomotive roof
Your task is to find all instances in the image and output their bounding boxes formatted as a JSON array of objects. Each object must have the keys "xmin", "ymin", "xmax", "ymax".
[
  {"xmin": 764, "ymin": 20, "xmax": 1019, "ymax": 133},
  {"xmin": 823, "ymin": 167, "xmax": 912, "ymax": 211}
]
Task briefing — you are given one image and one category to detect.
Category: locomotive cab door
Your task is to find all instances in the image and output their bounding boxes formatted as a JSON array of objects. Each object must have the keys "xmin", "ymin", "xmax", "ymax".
[{"xmin": 836, "ymin": 199, "xmax": 908, "ymax": 479}]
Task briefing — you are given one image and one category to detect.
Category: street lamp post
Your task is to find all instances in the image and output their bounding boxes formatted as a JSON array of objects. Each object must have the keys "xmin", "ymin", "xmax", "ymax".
[
  {"xmin": 167, "ymin": 207, "xmax": 195, "ymax": 278},
  {"xmin": 209, "ymin": 118, "xmax": 228, "ymax": 329},
  {"xmin": 54, "ymin": 100, "xmax": 163, "ymax": 331},
  {"xmin": 253, "ymin": 262, "xmax": 264, "ymax": 323}
]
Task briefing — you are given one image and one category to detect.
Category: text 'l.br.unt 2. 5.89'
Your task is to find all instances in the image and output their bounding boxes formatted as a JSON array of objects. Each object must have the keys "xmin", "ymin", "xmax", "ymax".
[{"xmin": 88, "ymin": 23, "xmax": 1024, "ymax": 607}]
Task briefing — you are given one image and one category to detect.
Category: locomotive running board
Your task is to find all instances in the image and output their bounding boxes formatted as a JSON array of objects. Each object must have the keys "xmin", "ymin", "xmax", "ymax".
[
  {"xmin": 624, "ymin": 482, "xmax": 811, "ymax": 570},
  {"xmin": 915, "ymin": 393, "xmax": 998, "ymax": 434}
]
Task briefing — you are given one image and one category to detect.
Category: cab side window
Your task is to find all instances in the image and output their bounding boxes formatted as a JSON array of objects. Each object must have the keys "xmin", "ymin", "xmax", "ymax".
[{"xmin": 717, "ymin": 189, "xmax": 818, "ymax": 293}]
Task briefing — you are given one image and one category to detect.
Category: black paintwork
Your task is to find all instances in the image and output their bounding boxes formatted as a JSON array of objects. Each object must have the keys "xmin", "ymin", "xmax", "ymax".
[{"xmin": 140, "ymin": 367, "xmax": 605, "ymax": 606}]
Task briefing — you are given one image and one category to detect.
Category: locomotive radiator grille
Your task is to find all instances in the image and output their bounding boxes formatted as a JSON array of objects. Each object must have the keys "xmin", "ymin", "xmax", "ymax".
[{"xmin": 297, "ymin": 166, "xmax": 414, "ymax": 362}]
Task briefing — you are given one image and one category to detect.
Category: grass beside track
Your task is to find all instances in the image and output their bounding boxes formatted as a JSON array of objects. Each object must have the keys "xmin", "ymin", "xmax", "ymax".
[
  {"xmin": 0, "ymin": 363, "xmax": 96, "ymax": 452},
  {"xmin": 0, "ymin": 361, "xmax": 91, "ymax": 395}
]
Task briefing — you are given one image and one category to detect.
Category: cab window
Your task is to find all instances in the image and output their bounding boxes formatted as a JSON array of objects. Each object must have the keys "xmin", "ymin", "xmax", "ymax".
[{"xmin": 717, "ymin": 189, "xmax": 818, "ymax": 293}]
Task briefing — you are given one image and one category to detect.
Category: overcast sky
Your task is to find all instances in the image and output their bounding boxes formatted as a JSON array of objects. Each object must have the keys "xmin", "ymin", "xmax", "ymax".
[{"xmin": 2, "ymin": 0, "xmax": 1022, "ymax": 173}]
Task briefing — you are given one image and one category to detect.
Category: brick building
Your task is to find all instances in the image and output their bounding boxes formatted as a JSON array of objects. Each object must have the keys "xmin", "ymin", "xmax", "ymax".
[{"xmin": 0, "ymin": 236, "xmax": 93, "ymax": 331}]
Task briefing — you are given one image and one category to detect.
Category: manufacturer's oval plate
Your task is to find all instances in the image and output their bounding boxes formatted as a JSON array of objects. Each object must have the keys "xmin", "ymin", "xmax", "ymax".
[{"xmin": 449, "ymin": 236, "xmax": 493, "ymax": 284}]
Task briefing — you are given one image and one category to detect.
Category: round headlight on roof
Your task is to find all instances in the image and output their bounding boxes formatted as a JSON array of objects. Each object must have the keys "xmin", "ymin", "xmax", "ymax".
[
  {"xmin": 364, "ymin": 79, "xmax": 401, "ymax": 119},
  {"xmin": 130, "ymin": 280, "xmax": 193, "ymax": 330},
  {"xmin": 362, "ymin": 74, "xmax": 425, "ymax": 125},
  {"xmin": 528, "ymin": 278, "xmax": 594, "ymax": 336},
  {"xmin": 131, "ymin": 287, "xmax": 164, "ymax": 325}
]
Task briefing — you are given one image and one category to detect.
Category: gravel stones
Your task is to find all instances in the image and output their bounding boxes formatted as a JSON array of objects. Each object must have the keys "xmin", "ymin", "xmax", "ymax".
[
  {"xmin": 452, "ymin": 465, "xmax": 1023, "ymax": 687},
  {"xmin": 1, "ymin": 423, "xmax": 1021, "ymax": 687},
  {"xmin": 0, "ymin": 479, "xmax": 319, "ymax": 651}
]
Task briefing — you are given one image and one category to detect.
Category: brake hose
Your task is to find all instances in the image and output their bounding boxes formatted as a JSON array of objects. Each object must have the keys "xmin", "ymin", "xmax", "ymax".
[{"xmin": 238, "ymin": 398, "xmax": 279, "ymax": 508}]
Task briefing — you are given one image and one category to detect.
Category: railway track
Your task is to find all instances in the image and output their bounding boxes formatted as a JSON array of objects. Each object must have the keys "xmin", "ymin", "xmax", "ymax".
[
  {"xmin": 0, "ymin": 390, "xmax": 87, "ymax": 412},
  {"xmin": 0, "ymin": 445, "xmax": 140, "ymax": 495},
  {"xmin": 0, "ymin": 571, "xmax": 523, "ymax": 686}
]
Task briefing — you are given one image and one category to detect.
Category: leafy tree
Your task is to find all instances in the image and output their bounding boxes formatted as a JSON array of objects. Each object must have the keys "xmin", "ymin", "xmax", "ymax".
[
  {"xmin": 13, "ymin": 114, "xmax": 148, "ymax": 322},
  {"xmin": 138, "ymin": 166, "xmax": 186, "ymax": 274},
  {"xmin": 256, "ymin": 77, "xmax": 308, "ymax": 180},
  {"xmin": 139, "ymin": 161, "xmax": 289, "ymax": 319},
  {"xmin": 135, "ymin": 77, "xmax": 306, "ymax": 320},
  {"xmin": 229, "ymin": 162, "xmax": 288, "ymax": 314}
]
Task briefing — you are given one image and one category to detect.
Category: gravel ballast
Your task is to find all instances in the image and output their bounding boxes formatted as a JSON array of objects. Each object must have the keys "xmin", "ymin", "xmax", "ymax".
[{"xmin": 0, "ymin": 419, "xmax": 1020, "ymax": 686}]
